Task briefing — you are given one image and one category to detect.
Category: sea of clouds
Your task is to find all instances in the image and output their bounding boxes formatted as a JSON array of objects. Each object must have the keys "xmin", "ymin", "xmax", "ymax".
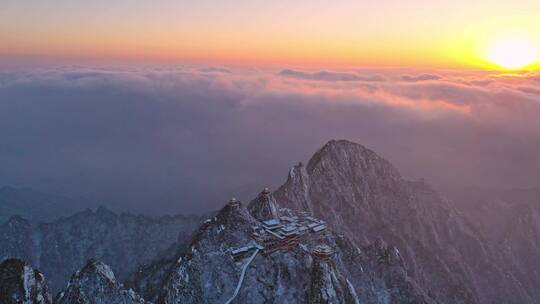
[{"xmin": 1, "ymin": 65, "xmax": 539, "ymax": 213}]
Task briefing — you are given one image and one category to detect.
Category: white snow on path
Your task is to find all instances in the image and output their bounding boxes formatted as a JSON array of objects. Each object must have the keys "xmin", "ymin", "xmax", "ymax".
[{"xmin": 224, "ymin": 248, "xmax": 260, "ymax": 304}]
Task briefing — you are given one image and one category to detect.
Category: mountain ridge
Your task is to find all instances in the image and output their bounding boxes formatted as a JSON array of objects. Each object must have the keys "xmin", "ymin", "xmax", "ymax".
[
  {"xmin": 274, "ymin": 139, "xmax": 534, "ymax": 303},
  {"xmin": 2, "ymin": 139, "xmax": 540, "ymax": 303},
  {"xmin": 0, "ymin": 206, "xmax": 202, "ymax": 293}
]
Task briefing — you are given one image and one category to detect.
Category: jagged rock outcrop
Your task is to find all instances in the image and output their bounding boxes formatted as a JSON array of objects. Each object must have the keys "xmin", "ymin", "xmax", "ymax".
[
  {"xmin": 274, "ymin": 139, "xmax": 532, "ymax": 304},
  {"xmin": 55, "ymin": 259, "xmax": 147, "ymax": 304},
  {"xmin": 247, "ymin": 188, "xmax": 280, "ymax": 221},
  {"xmin": 308, "ymin": 245, "xmax": 359, "ymax": 304},
  {"xmin": 0, "ymin": 207, "xmax": 201, "ymax": 292},
  {"xmin": 0, "ymin": 259, "xmax": 52, "ymax": 304},
  {"xmin": 156, "ymin": 196, "xmax": 434, "ymax": 303}
]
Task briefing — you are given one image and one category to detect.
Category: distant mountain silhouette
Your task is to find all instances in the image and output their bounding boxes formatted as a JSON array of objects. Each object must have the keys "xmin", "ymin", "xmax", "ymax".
[{"xmin": 0, "ymin": 186, "xmax": 93, "ymax": 223}]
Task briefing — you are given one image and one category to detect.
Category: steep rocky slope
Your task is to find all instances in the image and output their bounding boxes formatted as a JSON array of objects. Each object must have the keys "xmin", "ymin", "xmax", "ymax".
[
  {"xmin": 156, "ymin": 193, "xmax": 435, "ymax": 304},
  {"xmin": 273, "ymin": 140, "xmax": 534, "ymax": 304},
  {"xmin": 450, "ymin": 187, "xmax": 540, "ymax": 301},
  {"xmin": 0, "ymin": 207, "xmax": 201, "ymax": 293},
  {"xmin": 125, "ymin": 234, "xmax": 194, "ymax": 303},
  {"xmin": 0, "ymin": 259, "xmax": 52, "ymax": 304},
  {"xmin": 501, "ymin": 202, "xmax": 540, "ymax": 298},
  {"xmin": 55, "ymin": 259, "xmax": 147, "ymax": 304}
]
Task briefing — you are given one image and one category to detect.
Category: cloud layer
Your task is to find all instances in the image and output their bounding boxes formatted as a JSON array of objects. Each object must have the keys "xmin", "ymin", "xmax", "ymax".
[{"xmin": 1, "ymin": 66, "xmax": 540, "ymax": 214}]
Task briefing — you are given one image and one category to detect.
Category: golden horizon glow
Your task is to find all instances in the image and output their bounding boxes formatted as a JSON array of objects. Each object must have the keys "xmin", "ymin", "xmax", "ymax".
[{"xmin": 2, "ymin": 1, "xmax": 540, "ymax": 70}]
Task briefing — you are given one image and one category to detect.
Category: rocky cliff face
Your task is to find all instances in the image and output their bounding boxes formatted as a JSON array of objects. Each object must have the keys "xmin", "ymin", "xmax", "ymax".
[
  {"xmin": 308, "ymin": 245, "xmax": 359, "ymax": 304},
  {"xmin": 0, "ymin": 259, "xmax": 52, "ymax": 304},
  {"xmin": 274, "ymin": 139, "xmax": 534, "ymax": 304},
  {"xmin": 156, "ymin": 193, "xmax": 435, "ymax": 304},
  {"xmin": 55, "ymin": 259, "xmax": 147, "ymax": 304},
  {"xmin": 0, "ymin": 207, "xmax": 201, "ymax": 293}
]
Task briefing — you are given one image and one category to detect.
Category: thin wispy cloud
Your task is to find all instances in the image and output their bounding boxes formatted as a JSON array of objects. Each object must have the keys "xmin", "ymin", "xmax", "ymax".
[
  {"xmin": 401, "ymin": 74, "xmax": 442, "ymax": 82},
  {"xmin": 278, "ymin": 69, "xmax": 385, "ymax": 82}
]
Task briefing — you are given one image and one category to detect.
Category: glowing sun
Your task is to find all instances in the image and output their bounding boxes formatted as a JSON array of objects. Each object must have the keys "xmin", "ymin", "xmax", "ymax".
[{"xmin": 485, "ymin": 36, "xmax": 540, "ymax": 69}]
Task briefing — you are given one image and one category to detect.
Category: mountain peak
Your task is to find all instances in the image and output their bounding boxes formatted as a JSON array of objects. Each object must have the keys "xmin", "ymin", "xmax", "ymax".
[
  {"xmin": 215, "ymin": 198, "xmax": 254, "ymax": 224},
  {"xmin": 247, "ymin": 188, "xmax": 280, "ymax": 221},
  {"xmin": 196, "ymin": 198, "xmax": 257, "ymax": 244},
  {"xmin": 79, "ymin": 259, "xmax": 117, "ymax": 283},
  {"xmin": 307, "ymin": 139, "xmax": 398, "ymax": 177},
  {"xmin": 275, "ymin": 139, "xmax": 403, "ymax": 216},
  {"xmin": 158, "ymin": 181, "xmax": 433, "ymax": 303},
  {"xmin": 56, "ymin": 259, "xmax": 147, "ymax": 304},
  {"xmin": 95, "ymin": 205, "xmax": 118, "ymax": 220},
  {"xmin": 314, "ymin": 139, "xmax": 368, "ymax": 155}
]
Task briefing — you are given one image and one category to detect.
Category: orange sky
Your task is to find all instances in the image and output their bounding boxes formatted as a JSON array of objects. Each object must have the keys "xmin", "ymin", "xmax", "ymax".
[{"xmin": 1, "ymin": 0, "xmax": 540, "ymax": 69}]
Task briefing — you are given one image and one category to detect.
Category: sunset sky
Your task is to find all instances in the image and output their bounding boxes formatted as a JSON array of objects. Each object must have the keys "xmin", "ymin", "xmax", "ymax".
[
  {"xmin": 2, "ymin": 1, "xmax": 540, "ymax": 214},
  {"xmin": 2, "ymin": 0, "xmax": 540, "ymax": 69}
]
